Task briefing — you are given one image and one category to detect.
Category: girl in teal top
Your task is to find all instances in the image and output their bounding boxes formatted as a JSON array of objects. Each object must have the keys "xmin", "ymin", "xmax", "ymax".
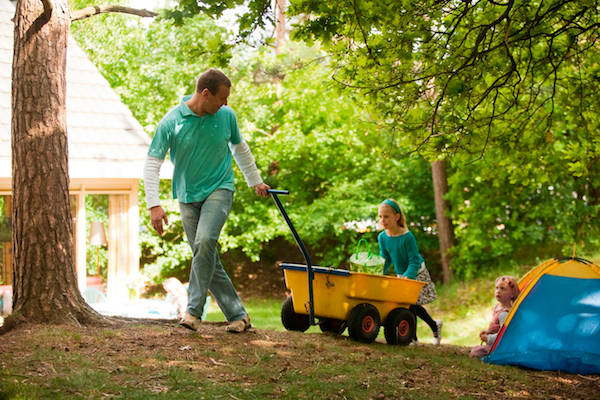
[
  {"xmin": 378, "ymin": 199, "xmax": 442, "ymax": 345},
  {"xmin": 378, "ymin": 229, "xmax": 424, "ymax": 278}
]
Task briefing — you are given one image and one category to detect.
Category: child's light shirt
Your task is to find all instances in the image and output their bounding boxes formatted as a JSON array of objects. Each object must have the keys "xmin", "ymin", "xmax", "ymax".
[
  {"xmin": 487, "ymin": 303, "xmax": 511, "ymax": 333},
  {"xmin": 378, "ymin": 230, "xmax": 424, "ymax": 279},
  {"xmin": 486, "ymin": 311, "xmax": 509, "ymax": 345}
]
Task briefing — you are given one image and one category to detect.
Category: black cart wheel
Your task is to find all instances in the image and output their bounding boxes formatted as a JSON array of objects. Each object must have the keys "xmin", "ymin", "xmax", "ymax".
[
  {"xmin": 319, "ymin": 318, "xmax": 346, "ymax": 335},
  {"xmin": 384, "ymin": 308, "xmax": 416, "ymax": 345},
  {"xmin": 347, "ymin": 303, "xmax": 381, "ymax": 343},
  {"xmin": 281, "ymin": 296, "xmax": 310, "ymax": 332}
]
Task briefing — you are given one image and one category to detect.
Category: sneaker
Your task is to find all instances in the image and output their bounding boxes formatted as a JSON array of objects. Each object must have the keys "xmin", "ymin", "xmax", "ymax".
[
  {"xmin": 409, "ymin": 338, "xmax": 420, "ymax": 346},
  {"xmin": 226, "ymin": 315, "xmax": 251, "ymax": 333},
  {"xmin": 180, "ymin": 312, "xmax": 202, "ymax": 331},
  {"xmin": 433, "ymin": 320, "xmax": 443, "ymax": 345}
]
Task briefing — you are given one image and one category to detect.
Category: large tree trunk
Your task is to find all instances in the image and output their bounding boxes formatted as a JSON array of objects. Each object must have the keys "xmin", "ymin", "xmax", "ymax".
[
  {"xmin": 431, "ymin": 160, "xmax": 455, "ymax": 284},
  {"xmin": 10, "ymin": 0, "xmax": 100, "ymax": 325}
]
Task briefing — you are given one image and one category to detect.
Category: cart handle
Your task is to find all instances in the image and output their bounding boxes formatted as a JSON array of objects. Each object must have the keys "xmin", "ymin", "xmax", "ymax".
[
  {"xmin": 267, "ymin": 190, "xmax": 311, "ymax": 266},
  {"xmin": 267, "ymin": 188, "xmax": 316, "ymax": 326},
  {"xmin": 267, "ymin": 189, "xmax": 289, "ymax": 195}
]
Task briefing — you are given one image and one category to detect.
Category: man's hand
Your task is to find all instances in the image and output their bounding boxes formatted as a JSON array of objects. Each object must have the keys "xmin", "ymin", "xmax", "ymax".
[
  {"xmin": 150, "ymin": 206, "xmax": 168, "ymax": 235},
  {"xmin": 253, "ymin": 182, "xmax": 271, "ymax": 198}
]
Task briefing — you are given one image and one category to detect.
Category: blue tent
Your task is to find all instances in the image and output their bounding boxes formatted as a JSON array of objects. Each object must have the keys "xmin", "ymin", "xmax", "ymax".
[{"xmin": 484, "ymin": 257, "xmax": 600, "ymax": 374}]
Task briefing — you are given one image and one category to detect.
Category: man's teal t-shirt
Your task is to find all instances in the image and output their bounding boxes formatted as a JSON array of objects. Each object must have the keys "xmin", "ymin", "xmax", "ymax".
[
  {"xmin": 147, "ymin": 96, "xmax": 242, "ymax": 203},
  {"xmin": 377, "ymin": 230, "xmax": 424, "ymax": 279}
]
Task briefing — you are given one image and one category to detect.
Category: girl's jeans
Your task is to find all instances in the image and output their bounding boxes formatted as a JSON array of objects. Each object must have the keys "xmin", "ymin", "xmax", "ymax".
[{"xmin": 179, "ymin": 189, "xmax": 247, "ymax": 322}]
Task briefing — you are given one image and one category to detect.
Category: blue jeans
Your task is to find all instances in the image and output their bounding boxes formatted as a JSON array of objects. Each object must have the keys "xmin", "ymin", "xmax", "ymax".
[{"xmin": 179, "ymin": 189, "xmax": 247, "ymax": 322}]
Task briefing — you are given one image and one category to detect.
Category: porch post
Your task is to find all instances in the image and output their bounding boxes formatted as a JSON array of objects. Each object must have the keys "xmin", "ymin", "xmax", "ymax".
[
  {"xmin": 108, "ymin": 193, "xmax": 137, "ymax": 302},
  {"xmin": 76, "ymin": 190, "xmax": 87, "ymax": 291},
  {"xmin": 127, "ymin": 182, "xmax": 140, "ymax": 293}
]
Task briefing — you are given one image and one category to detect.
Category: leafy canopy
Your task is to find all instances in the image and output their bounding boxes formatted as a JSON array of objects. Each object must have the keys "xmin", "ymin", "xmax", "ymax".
[{"xmin": 288, "ymin": 0, "xmax": 600, "ymax": 159}]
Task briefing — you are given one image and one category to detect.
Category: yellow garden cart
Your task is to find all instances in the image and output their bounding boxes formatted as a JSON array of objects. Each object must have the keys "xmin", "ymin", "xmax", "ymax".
[{"xmin": 268, "ymin": 190, "xmax": 425, "ymax": 345}]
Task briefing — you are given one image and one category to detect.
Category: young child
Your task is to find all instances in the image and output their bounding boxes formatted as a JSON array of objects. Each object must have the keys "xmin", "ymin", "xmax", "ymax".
[
  {"xmin": 470, "ymin": 275, "xmax": 520, "ymax": 358},
  {"xmin": 377, "ymin": 198, "xmax": 442, "ymax": 345}
]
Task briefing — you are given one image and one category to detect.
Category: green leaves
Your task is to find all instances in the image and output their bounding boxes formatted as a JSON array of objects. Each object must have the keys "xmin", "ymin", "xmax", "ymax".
[
  {"xmin": 221, "ymin": 45, "xmax": 436, "ymax": 267},
  {"xmin": 71, "ymin": 7, "xmax": 232, "ymax": 134},
  {"xmin": 287, "ymin": 0, "xmax": 600, "ymax": 158},
  {"xmin": 69, "ymin": 0, "xmax": 600, "ymax": 281}
]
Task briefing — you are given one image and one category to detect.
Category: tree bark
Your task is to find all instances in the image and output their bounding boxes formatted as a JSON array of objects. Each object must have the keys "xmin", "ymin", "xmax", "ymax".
[
  {"xmin": 11, "ymin": 0, "xmax": 101, "ymax": 325},
  {"xmin": 275, "ymin": 0, "xmax": 286, "ymax": 54},
  {"xmin": 431, "ymin": 160, "xmax": 455, "ymax": 284}
]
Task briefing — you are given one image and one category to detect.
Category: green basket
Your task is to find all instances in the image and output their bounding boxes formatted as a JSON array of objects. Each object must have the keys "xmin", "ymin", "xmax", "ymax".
[{"xmin": 348, "ymin": 238, "xmax": 385, "ymax": 274}]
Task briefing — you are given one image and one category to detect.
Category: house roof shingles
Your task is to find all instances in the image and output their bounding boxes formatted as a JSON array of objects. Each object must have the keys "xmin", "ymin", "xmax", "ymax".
[{"xmin": 0, "ymin": 0, "xmax": 168, "ymax": 180}]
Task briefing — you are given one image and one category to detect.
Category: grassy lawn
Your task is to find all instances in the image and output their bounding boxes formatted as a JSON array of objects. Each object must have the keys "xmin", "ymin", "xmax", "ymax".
[{"xmin": 1, "ymin": 259, "xmax": 598, "ymax": 399}]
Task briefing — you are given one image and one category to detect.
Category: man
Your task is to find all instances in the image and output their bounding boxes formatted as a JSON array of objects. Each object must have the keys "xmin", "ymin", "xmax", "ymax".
[{"xmin": 143, "ymin": 68, "xmax": 270, "ymax": 333}]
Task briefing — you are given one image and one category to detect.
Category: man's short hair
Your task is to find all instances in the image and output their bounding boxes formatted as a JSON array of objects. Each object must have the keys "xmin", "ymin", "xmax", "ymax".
[{"xmin": 196, "ymin": 68, "xmax": 231, "ymax": 95}]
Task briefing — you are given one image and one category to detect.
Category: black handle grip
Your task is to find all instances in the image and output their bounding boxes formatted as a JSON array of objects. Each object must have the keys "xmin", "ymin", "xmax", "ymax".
[{"xmin": 267, "ymin": 189, "xmax": 289, "ymax": 195}]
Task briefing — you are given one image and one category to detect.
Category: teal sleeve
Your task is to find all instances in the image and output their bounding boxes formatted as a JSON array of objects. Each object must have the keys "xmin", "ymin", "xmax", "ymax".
[
  {"xmin": 229, "ymin": 109, "xmax": 242, "ymax": 145},
  {"xmin": 402, "ymin": 233, "xmax": 421, "ymax": 279},
  {"xmin": 148, "ymin": 118, "xmax": 172, "ymax": 159},
  {"xmin": 378, "ymin": 235, "xmax": 392, "ymax": 275}
]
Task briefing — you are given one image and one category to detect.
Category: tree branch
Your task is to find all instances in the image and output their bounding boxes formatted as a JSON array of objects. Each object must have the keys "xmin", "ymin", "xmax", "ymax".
[
  {"xmin": 24, "ymin": 0, "xmax": 53, "ymax": 42},
  {"xmin": 351, "ymin": 0, "xmax": 379, "ymax": 65},
  {"xmin": 71, "ymin": 5, "xmax": 157, "ymax": 22},
  {"xmin": 41, "ymin": 0, "xmax": 53, "ymax": 16}
]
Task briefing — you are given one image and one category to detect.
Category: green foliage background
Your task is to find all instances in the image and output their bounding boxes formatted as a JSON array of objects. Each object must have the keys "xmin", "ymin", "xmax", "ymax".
[
  {"xmin": 69, "ymin": 0, "xmax": 600, "ymax": 284},
  {"xmin": 287, "ymin": 0, "xmax": 600, "ymax": 276}
]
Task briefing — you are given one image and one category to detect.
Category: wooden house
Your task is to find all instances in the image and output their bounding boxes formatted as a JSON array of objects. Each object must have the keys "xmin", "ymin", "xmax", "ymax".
[{"xmin": 0, "ymin": 0, "xmax": 170, "ymax": 308}]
